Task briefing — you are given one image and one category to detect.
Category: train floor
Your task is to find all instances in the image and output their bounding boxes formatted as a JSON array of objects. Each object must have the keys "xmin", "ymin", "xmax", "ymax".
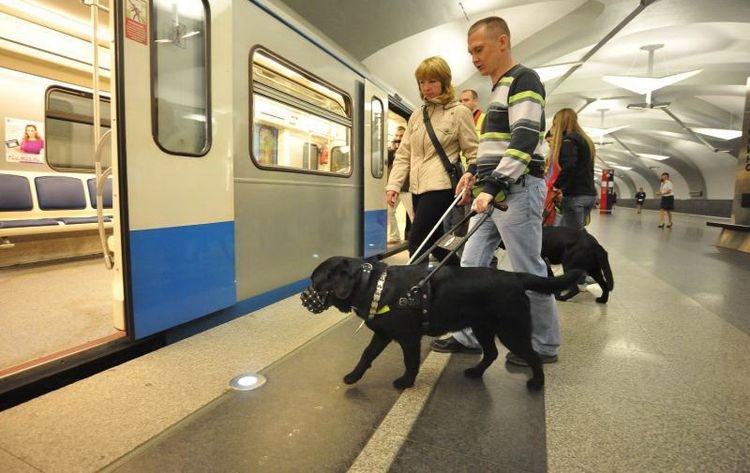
[{"xmin": 1, "ymin": 207, "xmax": 749, "ymax": 472}]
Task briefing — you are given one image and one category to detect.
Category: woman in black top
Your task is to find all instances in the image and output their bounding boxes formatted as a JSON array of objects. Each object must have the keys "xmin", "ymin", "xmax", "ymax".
[{"xmin": 549, "ymin": 108, "xmax": 597, "ymax": 229}]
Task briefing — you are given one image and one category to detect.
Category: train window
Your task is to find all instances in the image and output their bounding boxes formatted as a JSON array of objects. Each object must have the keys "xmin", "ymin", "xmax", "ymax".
[
  {"xmin": 45, "ymin": 87, "xmax": 111, "ymax": 171},
  {"xmin": 151, "ymin": 0, "xmax": 211, "ymax": 156},
  {"xmin": 370, "ymin": 97, "xmax": 385, "ymax": 178},
  {"xmin": 250, "ymin": 49, "xmax": 352, "ymax": 175}
]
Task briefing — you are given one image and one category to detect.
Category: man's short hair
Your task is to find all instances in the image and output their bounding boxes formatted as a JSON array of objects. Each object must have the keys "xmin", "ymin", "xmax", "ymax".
[
  {"xmin": 468, "ymin": 16, "xmax": 511, "ymax": 47},
  {"xmin": 460, "ymin": 89, "xmax": 479, "ymax": 100}
]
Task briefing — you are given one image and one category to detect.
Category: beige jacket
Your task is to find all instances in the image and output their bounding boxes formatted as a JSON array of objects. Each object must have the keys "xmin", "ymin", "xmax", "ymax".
[{"xmin": 386, "ymin": 100, "xmax": 478, "ymax": 195}]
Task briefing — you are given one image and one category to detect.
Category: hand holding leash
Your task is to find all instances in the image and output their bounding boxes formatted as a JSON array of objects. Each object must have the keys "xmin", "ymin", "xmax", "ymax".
[
  {"xmin": 455, "ymin": 172, "xmax": 475, "ymax": 207},
  {"xmin": 472, "ymin": 192, "xmax": 508, "ymax": 213}
]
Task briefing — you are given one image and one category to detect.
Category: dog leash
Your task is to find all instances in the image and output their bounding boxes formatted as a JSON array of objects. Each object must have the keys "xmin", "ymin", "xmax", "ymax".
[{"xmin": 407, "ymin": 193, "xmax": 463, "ymax": 265}]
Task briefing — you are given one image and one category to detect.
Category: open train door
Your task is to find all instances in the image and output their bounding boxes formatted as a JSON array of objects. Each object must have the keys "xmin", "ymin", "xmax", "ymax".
[
  {"xmin": 114, "ymin": 0, "xmax": 235, "ymax": 339},
  {"xmin": 362, "ymin": 80, "xmax": 389, "ymax": 257}
]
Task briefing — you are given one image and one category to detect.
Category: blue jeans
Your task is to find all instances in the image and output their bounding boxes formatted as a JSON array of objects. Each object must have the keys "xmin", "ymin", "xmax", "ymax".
[
  {"xmin": 452, "ymin": 176, "xmax": 560, "ymax": 356},
  {"xmin": 560, "ymin": 194, "xmax": 596, "ymax": 230}
]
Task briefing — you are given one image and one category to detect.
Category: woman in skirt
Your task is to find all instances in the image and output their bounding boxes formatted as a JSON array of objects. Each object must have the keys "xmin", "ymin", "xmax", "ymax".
[{"xmin": 657, "ymin": 172, "xmax": 674, "ymax": 228}]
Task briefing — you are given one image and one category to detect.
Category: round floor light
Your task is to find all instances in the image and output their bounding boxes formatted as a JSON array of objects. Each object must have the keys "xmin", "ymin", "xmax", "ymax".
[{"xmin": 229, "ymin": 373, "xmax": 267, "ymax": 391}]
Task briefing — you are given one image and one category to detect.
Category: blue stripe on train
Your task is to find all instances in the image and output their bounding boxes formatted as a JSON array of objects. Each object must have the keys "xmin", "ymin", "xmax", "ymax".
[
  {"xmin": 129, "ymin": 221, "xmax": 236, "ymax": 339},
  {"xmin": 364, "ymin": 208, "xmax": 386, "ymax": 257}
]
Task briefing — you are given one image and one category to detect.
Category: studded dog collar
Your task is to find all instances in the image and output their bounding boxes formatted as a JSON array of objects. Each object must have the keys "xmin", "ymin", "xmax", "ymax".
[{"xmin": 367, "ymin": 270, "xmax": 388, "ymax": 320}]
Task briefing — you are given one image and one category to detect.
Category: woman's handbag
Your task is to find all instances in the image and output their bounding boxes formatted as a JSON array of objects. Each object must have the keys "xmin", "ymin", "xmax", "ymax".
[
  {"xmin": 423, "ymin": 106, "xmax": 468, "ymax": 236},
  {"xmin": 422, "ymin": 106, "xmax": 463, "ymax": 193}
]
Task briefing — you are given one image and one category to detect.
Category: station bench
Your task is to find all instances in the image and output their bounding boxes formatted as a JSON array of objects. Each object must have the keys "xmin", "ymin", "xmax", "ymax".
[{"xmin": 706, "ymin": 221, "xmax": 750, "ymax": 232}]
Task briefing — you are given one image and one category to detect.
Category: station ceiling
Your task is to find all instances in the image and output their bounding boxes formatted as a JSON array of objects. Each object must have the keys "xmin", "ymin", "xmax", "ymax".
[{"xmin": 279, "ymin": 0, "xmax": 750, "ymax": 199}]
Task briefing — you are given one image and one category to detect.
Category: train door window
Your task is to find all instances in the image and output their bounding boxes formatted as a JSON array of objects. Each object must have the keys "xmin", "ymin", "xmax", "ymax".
[
  {"xmin": 251, "ymin": 49, "xmax": 352, "ymax": 175},
  {"xmin": 45, "ymin": 87, "xmax": 111, "ymax": 171},
  {"xmin": 370, "ymin": 97, "xmax": 384, "ymax": 178},
  {"xmin": 151, "ymin": 0, "xmax": 210, "ymax": 156}
]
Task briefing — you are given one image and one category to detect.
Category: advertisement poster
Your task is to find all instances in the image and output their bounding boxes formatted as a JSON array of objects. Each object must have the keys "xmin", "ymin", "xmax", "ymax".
[{"xmin": 5, "ymin": 117, "xmax": 45, "ymax": 164}]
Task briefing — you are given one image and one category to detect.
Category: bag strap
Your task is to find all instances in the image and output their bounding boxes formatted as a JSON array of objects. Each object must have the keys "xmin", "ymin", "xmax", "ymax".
[{"xmin": 422, "ymin": 106, "xmax": 455, "ymax": 176}]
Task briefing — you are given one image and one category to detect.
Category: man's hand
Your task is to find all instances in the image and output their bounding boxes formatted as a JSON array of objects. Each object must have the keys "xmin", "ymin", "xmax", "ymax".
[
  {"xmin": 455, "ymin": 172, "xmax": 475, "ymax": 206},
  {"xmin": 386, "ymin": 190, "xmax": 399, "ymax": 207},
  {"xmin": 472, "ymin": 192, "xmax": 494, "ymax": 213}
]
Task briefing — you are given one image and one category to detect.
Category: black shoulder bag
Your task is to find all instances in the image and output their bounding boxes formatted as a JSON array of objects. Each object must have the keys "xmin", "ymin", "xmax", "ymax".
[
  {"xmin": 422, "ymin": 106, "xmax": 463, "ymax": 193},
  {"xmin": 423, "ymin": 106, "xmax": 469, "ymax": 237}
]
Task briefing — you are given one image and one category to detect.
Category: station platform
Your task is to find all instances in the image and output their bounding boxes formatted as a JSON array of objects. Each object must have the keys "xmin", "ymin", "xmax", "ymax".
[{"xmin": 1, "ymin": 208, "xmax": 748, "ymax": 472}]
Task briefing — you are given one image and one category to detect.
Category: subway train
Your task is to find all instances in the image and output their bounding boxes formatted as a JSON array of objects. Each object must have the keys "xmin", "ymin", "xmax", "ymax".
[{"xmin": 0, "ymin": 0, "xmax": 412, "ymax": 394}]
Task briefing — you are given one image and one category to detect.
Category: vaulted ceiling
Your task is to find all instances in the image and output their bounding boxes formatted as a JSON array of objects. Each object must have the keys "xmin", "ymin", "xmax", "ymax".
[{"xmin": 279, "ymin": 0, "xmax": 750, "ymax": 199}]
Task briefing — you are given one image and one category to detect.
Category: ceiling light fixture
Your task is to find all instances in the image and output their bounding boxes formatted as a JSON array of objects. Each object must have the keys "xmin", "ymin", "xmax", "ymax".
[
  {"xmin": 585, "ymin": 125, "xmax": 630, "ymax": 137},
  {"xmin": 692, "ymin": 128, "xmax": 742, "ymax": 140},
  {"xmin": 586, "ymin": 109, "xmax": 628, "ymax": 148},
  {"xmin": 603, "ymin": 69, "xmax": 702, "ymax": 95},
  {"xmin": 638, "ymin": 153, "xmax": 670, "ymax": 160},
  {"xmin": 607, "ymin": 44, "xmax": 702, "ymax": 106},
  {"xmin": 534, "ymin": 62, "xmax": 581, "ymax": 83},
  {"xmin": 626, "ymin": 101, "xmax": 670, "ymax": 110}
]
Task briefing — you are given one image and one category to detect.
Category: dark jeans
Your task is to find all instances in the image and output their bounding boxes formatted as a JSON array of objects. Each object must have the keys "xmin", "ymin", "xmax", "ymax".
[{"xmin": 409, "ymin": 190, "xmax": 459, "ymax": 265}]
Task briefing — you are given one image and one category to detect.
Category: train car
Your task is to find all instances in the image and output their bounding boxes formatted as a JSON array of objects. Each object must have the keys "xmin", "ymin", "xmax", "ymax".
[{"xmin": 0, "ymin": 0, "xmax": 412, "ymax": 396}]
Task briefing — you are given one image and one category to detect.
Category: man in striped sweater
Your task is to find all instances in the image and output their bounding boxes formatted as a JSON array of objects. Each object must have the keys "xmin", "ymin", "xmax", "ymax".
[{"xmin": 431, "ymin": 16, "xmax": 560, "ymax": 365}]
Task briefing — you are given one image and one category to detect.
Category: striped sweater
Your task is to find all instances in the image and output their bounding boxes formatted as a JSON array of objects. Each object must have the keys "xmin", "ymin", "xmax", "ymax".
[{"xmin": 469, "ymin": 64, "xmax": 546, "ymax": 197}]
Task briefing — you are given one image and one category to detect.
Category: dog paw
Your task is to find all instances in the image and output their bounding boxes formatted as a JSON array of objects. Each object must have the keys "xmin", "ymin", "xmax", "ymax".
[
  {"xmin": 526, "ymin": 378, "xmax": 544, "ymax": 391},
  {"xmin": 343, "ymin": 372, "xmax": 363, "ymax": 384},
  {"xmin": 392, "ymin": 377, "xmax": 415, "ymax": 390},
  {"xmin": 463, "ymin": 367, "xmax": 484, "ymax": 378}
]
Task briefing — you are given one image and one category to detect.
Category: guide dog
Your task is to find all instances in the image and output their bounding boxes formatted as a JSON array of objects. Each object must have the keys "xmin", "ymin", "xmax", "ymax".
[
  {"xmin": 301, "ymin": 256, "xmax": 582, "ymax": 391},
  {"xmin": 541, "ymin": 226, "xmax": 614, "ymax": 304}
]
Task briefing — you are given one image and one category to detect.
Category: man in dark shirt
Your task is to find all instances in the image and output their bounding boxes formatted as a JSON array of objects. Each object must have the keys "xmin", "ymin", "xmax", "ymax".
[{"xmin": 635, "ymin": 187, "xmax": 646, "ymax": 214}]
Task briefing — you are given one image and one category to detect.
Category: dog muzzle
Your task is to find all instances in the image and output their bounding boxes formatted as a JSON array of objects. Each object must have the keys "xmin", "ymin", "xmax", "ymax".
[{"xmin": 300, "ymin": 287, "xmax": 332, "ymax": 314}]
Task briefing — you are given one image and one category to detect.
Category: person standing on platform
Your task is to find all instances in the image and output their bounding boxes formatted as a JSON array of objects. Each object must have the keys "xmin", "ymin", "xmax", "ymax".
[
  {"xmin": 385, "ymin": 56, "xmax": 478, "ymax": 264},
  {"xmin": 459, "ymin": 89, "xmax": 485, "ymax": 137},
  {"xmin": 656, "ymin": 173, "xmax": 674, "ymax": 228},
  {"xmin": 635, "ymin": 187, "xmax": 646, "ymax": 214},
  {"xmin": 386, "ymin": 126, "xmax": 409, "ymax": 243},
  {"xmin": 431, "ymin": 16, "xmax": 559, "ymax": 365},
  {"xmin": 548, "ymin": 108, "xmax": 597, "ymax": 230}
]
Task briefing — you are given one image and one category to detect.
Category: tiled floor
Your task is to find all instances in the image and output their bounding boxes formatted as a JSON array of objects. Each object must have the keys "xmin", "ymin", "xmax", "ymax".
[{"xmin": 0, "ymin": 208, "xmax": 748, "ymax": 473}]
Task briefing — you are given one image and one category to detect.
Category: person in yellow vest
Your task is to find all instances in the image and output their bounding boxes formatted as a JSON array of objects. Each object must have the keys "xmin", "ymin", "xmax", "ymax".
[
  {"xmin": 444, "ymin": 89, "xmax": 485, "ymax": 237},
  {"xmin": 459, "ymin": 89, "xmax": 485, "ymax": 140}
]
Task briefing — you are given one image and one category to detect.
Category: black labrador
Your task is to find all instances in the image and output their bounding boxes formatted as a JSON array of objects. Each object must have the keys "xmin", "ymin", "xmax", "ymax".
[
  {"xmin": 301, "ymin": 256, "xmax": 582, "ymax": 391},
  {"xmin": 541, "ymin": 226, "xmax": 614, "ymax": 304}
]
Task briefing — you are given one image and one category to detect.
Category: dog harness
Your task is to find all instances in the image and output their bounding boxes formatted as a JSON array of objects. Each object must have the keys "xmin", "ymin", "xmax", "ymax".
[
  {"xmin": 354, "ymin": 264, "xmax": 390, "ymax": 333},
  {"xmin": 355, "ymin": 263, "xmax": 389, "ymax": 320}
]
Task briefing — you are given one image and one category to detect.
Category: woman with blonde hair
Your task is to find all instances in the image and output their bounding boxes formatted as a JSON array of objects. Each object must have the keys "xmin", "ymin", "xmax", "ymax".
[
  {"xmin": 548, "ymin": 108, "xmax": 597, "ymax": 229},
  {"xmin": 386, "ymin": 56, "xmax": 478, "ymax": 264}
]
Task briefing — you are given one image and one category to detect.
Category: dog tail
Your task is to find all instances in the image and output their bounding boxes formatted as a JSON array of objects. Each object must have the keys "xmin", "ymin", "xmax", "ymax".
[
  {"xmin": 517, "ymin": 269, "xmax": 585, "ymax": 294},
  {"xmin": 595, "ymin": 245, "xmax": 614, "ymax": 291}
]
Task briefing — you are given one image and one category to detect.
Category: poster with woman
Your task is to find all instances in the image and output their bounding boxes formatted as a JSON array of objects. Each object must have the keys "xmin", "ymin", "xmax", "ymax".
[
  {"xmin": 5, "ymin": 118, "xmax": 45, "ymax": 164},
  {"xmin": 254, "ymin": 124, "xmax": 278, "ymax": 165}
]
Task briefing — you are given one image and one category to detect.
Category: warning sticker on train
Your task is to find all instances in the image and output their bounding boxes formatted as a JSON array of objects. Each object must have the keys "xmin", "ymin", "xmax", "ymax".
[{"xmin": 126, "ymin": 0, "xmax": 148, "ymax": 45}]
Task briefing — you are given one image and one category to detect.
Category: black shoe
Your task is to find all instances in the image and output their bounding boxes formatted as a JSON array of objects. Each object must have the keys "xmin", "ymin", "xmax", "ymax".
[
  {"xmin": 658, "ymin": 224, "xmax": 665, "ymax": 228},
  {"xmin": 666, "ymin": 223, "xmax": 672, "ymax": 228},
  {"xmin": 430, "ymin": 337, "xmax": 482, "ymax": 354},
  {"xmin": 505, "ymin": 352, "xmax": 558, "ymax": 366}
]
